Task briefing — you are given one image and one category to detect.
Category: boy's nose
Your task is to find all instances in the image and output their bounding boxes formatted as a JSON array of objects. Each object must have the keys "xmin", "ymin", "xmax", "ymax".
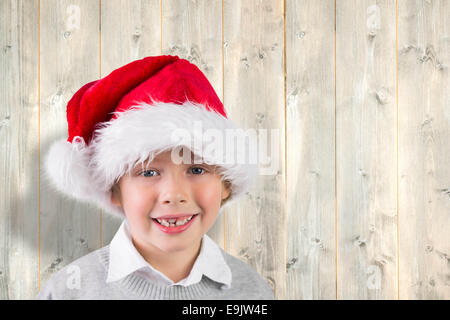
[
  {"xmin": 159, "ymin": 174, "xmax": 191, "ymax": 205},
  {"xmin": 161, "ymin": 193, "xmax": 187, "ymax": 205}
]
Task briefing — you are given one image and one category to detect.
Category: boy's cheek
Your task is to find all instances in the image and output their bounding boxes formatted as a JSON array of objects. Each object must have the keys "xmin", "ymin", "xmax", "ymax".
[
  {"xmin": 122, "ymin": 195, "xmax": 156, "ymax": 220},
  {"xmin": 195, "ymin": 184, "xmax": 222, "ymax": 206},
  {"xmin": 125, "ymin": 185, "xmax": 153, "ymax": 204}
]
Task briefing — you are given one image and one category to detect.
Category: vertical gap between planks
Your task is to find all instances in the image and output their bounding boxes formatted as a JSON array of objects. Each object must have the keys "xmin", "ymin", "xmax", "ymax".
[
  {"xmin": 161, "ymin": 0, "xmax": 163, "ymax": 55},
  {"xmin": 283, "ymin": 0, "xmax": 287, "ymax": 299},
  {"xmin": 222, "ymin": 0, "xmax": 226, "ymax": 252},
  {"xmin": 334, "ymin": 0, "xmax": 338, "ymax": 300},
  {"xmin": 395, "ymin": 0, "xmax": 399, "ymax": 300},
  {"xmin": 38, "ymin": 0, "xmax": 41, "ymax": 292},
  {"xmin": 99, "ymin": 0, "xmax": 102, "ymax": 249}
]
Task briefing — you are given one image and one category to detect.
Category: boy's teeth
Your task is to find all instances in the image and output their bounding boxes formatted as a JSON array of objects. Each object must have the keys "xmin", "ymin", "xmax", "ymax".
[
  {"xmin": 156, "ymin": 215, "xmax": 195, "ymax": 227},
  {"xmin": 161, "ymin": 220, "xmax": 169, "ymax": 227}
]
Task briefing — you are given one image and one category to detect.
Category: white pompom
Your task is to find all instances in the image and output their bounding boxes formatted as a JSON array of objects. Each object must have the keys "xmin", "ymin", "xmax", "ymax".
[
  {"xmin": 43, "ymin": 136, "xmax": 126, "ymax": 219},
  {"xmin": 43, "ymin": 136, "xmax": 95, "ymax": 201}
]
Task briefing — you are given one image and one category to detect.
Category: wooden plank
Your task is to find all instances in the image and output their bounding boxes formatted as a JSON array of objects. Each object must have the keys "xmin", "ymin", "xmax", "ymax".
[
  {"xmin": 39, "ymin": 0, "xmax": 101, "ymax": 288},
  {"xmin": 398, "ymin": 0, "xmax": 450, "ymax": 300},
  {"xmin": 162, "ymin": 0, "xmax": 225, "ymax": 248},
  {"xmin": 336, "ymin": 0, "xmax": 397, "ymax": 299},
  {"xmin": 0, "ymin": 0, "xmax": 39, "ymax": 299},
  {"xmin": 285, "ymin": 0, "xmax": 336, "ymax": 299},
  {"xmin": 223, "ymin": 0, "xmax": 285, "ymax": 299},
  {"xmin": 100, "ymin": 0, "xmax": 162, "ymax": 246}
]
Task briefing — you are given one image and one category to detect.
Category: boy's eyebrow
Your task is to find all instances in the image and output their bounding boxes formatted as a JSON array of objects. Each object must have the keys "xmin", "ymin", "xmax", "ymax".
[
  {"xmin": 143, "ymin": 160, "xmax": 211, "ymax": 166},
  {"xmin": 146, "ymin": 153, "xmax": 203, "ymax": 165},
  {"xmin": 139, "ymin": 159, "xmax": 214, "ymax": 168}
]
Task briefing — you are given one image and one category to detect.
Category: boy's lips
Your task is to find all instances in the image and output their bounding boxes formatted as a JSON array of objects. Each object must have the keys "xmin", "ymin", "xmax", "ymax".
[{"xmin": 151, "ymin": 214, "xmax": 199, "ymax": 234}]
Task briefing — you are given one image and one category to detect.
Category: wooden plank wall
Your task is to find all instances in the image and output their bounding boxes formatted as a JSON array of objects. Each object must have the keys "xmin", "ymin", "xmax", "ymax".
[{"xmin": 0, "ymin": 0, "xmax": 448, "ymax": 300}]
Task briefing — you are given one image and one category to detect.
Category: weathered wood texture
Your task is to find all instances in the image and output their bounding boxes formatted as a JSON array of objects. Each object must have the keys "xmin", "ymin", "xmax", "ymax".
[
  {"xmin": 39, "ymin": 0, "xmax": 101, "ymax": 292},
  {"xmin": 0, "ymin": 0, "xmax": 39, "ymax": 300},
  {"xmin": 336, "ymin": 0, "xmax": 397, "ymax": 299},
  {"xmin": 397, "ymin": 0, "xmax": 449, "ymax": 300},
  {"xmin": 223, "ymin": 0, "xmax": 286, "ymax": 299},
  {"xmin": 286, "ymin": 0, "xmax": 336, "ymax": 299},
  {"xmin": 0, "ymin": 0, "xmax": 448, "ymax": 300}
]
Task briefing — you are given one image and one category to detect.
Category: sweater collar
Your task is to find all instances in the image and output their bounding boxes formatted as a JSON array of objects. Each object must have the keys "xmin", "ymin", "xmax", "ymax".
[{"xmin": 106, "ymin": 219, "xmax": 232, "ymax": 288}]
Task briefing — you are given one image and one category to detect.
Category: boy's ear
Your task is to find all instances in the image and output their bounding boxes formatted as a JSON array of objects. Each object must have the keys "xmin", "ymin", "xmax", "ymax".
[
  {"xmin": 110, "ymin": 184, "xmax": 122, "ymax": 208},
  {"xmin": 221, "ymin": 180, "xmax": 232, "ymax": 206}
]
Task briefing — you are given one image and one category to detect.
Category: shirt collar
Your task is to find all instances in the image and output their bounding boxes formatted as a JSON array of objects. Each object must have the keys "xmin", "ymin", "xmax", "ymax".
[{"xmin": 106, "ymin": 219, "xmax": 232, "ymax": 288}]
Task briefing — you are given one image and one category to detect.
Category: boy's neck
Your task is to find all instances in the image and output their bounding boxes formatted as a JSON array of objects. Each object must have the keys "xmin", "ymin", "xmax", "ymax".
[{"xmin": 131, "ymin": 236, "xmax": 202, "ymax": 283}]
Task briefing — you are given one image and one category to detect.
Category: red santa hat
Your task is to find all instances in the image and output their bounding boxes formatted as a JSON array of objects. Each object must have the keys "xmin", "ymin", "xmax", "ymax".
[{"xmin": 44, "ymin": 55, "xmax": 259, "ymax": 218}]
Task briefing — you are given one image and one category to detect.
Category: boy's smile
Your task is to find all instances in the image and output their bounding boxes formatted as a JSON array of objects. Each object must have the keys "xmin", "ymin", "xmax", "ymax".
[
  {"xmin": 151, "ymin": 213, "xmax": 200, "ymax": 234},
  {"xmin": 109, "ymin": 148, "xmax": 231, "ymax": 282}
]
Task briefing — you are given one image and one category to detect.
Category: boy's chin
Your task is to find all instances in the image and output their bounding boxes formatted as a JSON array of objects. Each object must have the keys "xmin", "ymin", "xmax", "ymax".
[{"xmin": 154, "ymin": 240, "xmax": 198, "ymax": 253}]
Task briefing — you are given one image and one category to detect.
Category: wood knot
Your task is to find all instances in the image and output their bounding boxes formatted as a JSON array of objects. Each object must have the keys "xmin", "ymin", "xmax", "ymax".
[
  {"xmin": 286, "ymin": 257, "xmax": 298, "ymax": 270},
  {"xmin": 133, "ymin": 29, "xmax": 141, "ymax": 42},
  {"xmin": 353, "ymin": 235, "xmax": 366, "ymax": 247},
  {"xmin": 375, "ymin": 88, "xmax": 390, "ymax": 105},
  {"xmin": 297, "ymin": 31, "xmax": 306, "ymax": 39},
  {"xmin": 240, "ymin": 56, "xmax": 250, "ymax": 69},
  {"xmin": 256, "ymin": 112, "xmax": 265, "ymax": 124},
  {"xmin": 429, "ymin": 278, "xmax": 435, "ymax": 287},
  {"xmin": 359, "ymin": 168, "xmax": 368, "ymax": 177},
  {"xmin": 0, "ymin": 115, "xmax": 11, "ymax": 132},
  {"xmin": 3, "ymin": 44, "xmax": 12, "ymax": 53}
]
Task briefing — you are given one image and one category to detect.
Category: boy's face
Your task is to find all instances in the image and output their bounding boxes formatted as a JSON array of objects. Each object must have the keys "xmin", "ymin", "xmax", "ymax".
[{"xmin": 110, "ymin": 149, "xmax": 231, "ymax": 254}]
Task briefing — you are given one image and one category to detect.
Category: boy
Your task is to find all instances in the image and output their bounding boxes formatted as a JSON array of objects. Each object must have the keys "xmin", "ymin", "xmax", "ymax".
[{"xmin": 37, "ymin": 55, "xmax": 274, "ymax": 299}]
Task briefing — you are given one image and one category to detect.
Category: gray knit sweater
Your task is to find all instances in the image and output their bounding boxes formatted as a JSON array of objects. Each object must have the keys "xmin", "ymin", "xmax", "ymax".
[{"xmin": 36, "ymin": 244, "xmax": 275, "ymax": 300}]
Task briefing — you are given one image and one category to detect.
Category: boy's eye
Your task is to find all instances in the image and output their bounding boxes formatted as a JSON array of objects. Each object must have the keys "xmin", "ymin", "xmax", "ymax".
[
  {"xmin": 190, "ymin": 167, "xmax": 206, "ymax": 175},
  {"xmin": 139, "ymin": 167, "xmax": 207, "ymax": 177},
  {"xmin": 141, "ymin": 170, "xmax": 158, "ymax": 177}
]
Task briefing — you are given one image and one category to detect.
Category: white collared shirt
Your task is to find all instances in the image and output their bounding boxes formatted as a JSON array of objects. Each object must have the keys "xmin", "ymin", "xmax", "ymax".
[{"xmin": 106, "ymin": 219, "xmax": 232, "ymax": 288}]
